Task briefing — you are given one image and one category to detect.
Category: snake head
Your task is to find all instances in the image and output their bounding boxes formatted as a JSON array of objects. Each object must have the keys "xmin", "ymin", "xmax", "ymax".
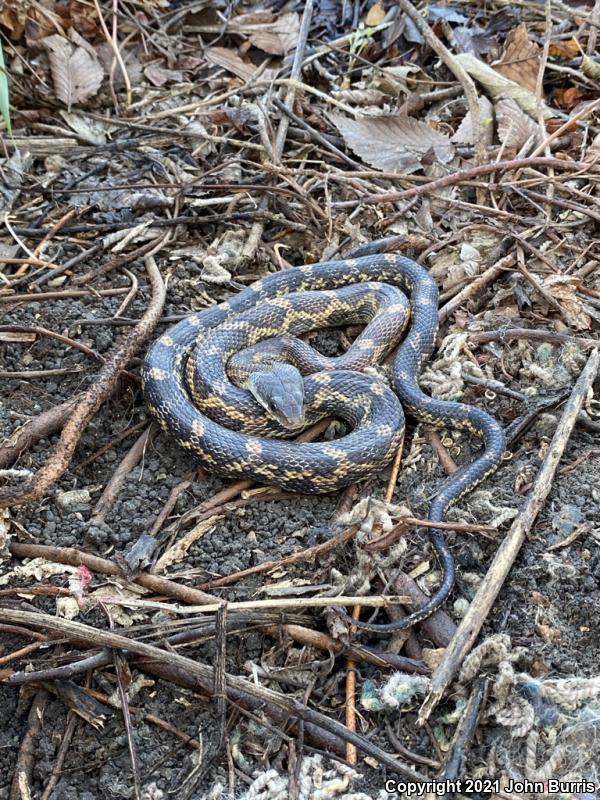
[{"xmin": 246, "ymin": 363, "xmax": 305, "ymax": 429}]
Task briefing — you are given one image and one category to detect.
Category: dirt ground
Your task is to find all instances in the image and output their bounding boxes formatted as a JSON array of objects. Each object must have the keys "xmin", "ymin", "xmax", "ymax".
[
  {"xmin": 1, "ymin": 0, "xmax": 600, "ymax": 798},
  {"xmin": 1, "ymin": 247, "xmax": 599, "ymax": 798}
]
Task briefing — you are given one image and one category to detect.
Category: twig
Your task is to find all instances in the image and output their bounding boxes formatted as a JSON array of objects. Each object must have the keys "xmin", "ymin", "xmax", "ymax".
[
  {"xmin": 425, "ymin": 429, "xmax": 458, "ymax": 475},
  {"xmin": 0, "ymin": 287, "xmax": 130, "ymax": 304},
  {"xmin": 529, "ymin": 96, "xmax": 600, "ymax": 158},
  {"xmin": 345, "ymin": 605, "xmax": 361, "ymax": 765},
  {"xmin": 198, "ymin": 524, "xmax": 359, "ymax": 591},
  {"xmin": 439, "ymin": 255, "xmax": 514, "ymax": 323},
  {"xmin": 345, "ymin": 158, "xmax": 600, "ymax": 207},
  {"xmin": 148, "ymin": 469, "xmax": 198, "ymax": 536},
  {"xmin": 393, "ymin": 573, "xmax": 457, "ymax": 648},
  {"xmin": 536, "ymin": 0, "xmax": 554, "ymax": 213},
  {"xmin": 74, "ymin": 418, "xmax": 150, "ymax": 472},
  {"xmin": 0, "ymin": 366, "xmax": 85, "ymax": 379},
  {"xmin": 514, "ymin": 246, "xmax": 569, "ymax": 322},
  {"xmin": 439, "ymin": 677, "xmax": 487, "ymax": 780},
  {"xmin": 39, "ymin": 710, "xmax": 78, "ymax": 800},
  {"xmin": 9, "ymin": 542, "xmax": 216, "ymax": 606},
  {"xmin": 394, "ymin": 0, "xmax": 486, "ymax": 168},
  {"xmin": 9, "ymin": 689, "xmax": 49, "ymax": 800},
  {"xmin": 241, "ymin": 0, "xmax": 313, "ymax": 261},
  {"xmin": 0, "ymin": 249, "xmax": 167, "ymax": 508},
  {"xmin": 95, "ymin": 594, "xmax": 412, "ymax": 615},
  {"xmin": 0, "ymin": 608, "xmax": 428, "ymax": 780},
  {"xmin": 271, "ymin": 96, "xmax": 361, "ymax": 169},
  {"xmin": 0, "ymin": 324, "xmax": 103, "ymax": 362},
  {"xmin": 92, "ymin": 0, "xmax": 131, "ymax": 106},
  {"xmin": 420, "ymin": 348, "xmax": 599, "ymax": 721},
  {"xmin": 88, "ymin": 424, "xmax": 156, "ymax": 527},
  {"xmin": 0, "ymin": 399, "xmax": 77, "ymax": 468},
  {"xmin": 262, "ymin": 623, "xmax": 428, "ymax": 674},
  {"xmin": 364, "ymin": 517, "xmax": 497, "ymax": 551}
]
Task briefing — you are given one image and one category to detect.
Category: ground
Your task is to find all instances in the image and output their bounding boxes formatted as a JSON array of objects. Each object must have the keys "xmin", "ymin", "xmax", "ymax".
[{"xmin": 0, "ymin": 0, "xmax": 599, "ymax": 798}]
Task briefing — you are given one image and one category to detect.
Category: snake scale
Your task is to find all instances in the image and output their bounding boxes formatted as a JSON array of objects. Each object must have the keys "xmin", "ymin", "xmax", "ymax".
[{"xmin": 143, "ymin": 253, "xmax": 506, "ymax": 632}]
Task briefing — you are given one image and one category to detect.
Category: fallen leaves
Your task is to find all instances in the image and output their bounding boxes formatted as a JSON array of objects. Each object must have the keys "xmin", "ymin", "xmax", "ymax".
[
  {"xmin": 542, "ymin": 276, "xmax": 592, "ymax": 331},
  {"xmin": 329, "ymin": 112, "xmax": 455, "ymax": 173},
  {"xmin": 555, "ymin": 86, "xmax": 588, "ymax": 111},
  {"xmin": 239, "ymin": 11, "xmax": 301, "ymax": 55},
  {"xmin": 493, "ymin": 24, "xmax": 542, "ymax": 95},
  {"xmin": 204, "ymin": 46, "xmax": 277, "ymax": 82},
  {"xmin": 453, "ymin": 96, "xmax": 494, "ymax": 146},
  {"xmin": 144, "ymin": 63, "xmax": 184, "ymax": 87},
  {"xmin": 496, "ymin": 98, "xmax": 541, "ymax": 151},
  {"xmin": 455, "ymin": 52, "xmax": 553, "ymax": 120},
  {"xmin": 41, "ymin": 29, "xmax": 104, "ymax": 109}
]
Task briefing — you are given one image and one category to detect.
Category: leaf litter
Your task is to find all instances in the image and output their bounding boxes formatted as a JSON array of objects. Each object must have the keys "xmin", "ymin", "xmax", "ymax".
[{"xmin": 0, "ymin": 0, "xmax": 599, "ymax": 797}]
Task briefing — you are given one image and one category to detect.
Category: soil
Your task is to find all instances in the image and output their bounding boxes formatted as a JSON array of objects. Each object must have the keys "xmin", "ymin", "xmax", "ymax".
[
  {"xmin": 1, "ymin": 249, "xmax": 599, "ymax": 798},
  {"xmin": 0, "ymin": 3, "xmax": 599, "ymax": 793}
]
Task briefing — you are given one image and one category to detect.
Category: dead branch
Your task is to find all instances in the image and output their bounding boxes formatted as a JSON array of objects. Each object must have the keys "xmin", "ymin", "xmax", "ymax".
[
  {"xmin": 0, "ymin": 607, "xmax": 428, "ymax": 781},
  {"xmin": 0, "ymin": 252, "xmax": 167, "ymax": 508},
  {"xmin": 420, "ymin": 348, "xmax": 599, "ymax": 721}
]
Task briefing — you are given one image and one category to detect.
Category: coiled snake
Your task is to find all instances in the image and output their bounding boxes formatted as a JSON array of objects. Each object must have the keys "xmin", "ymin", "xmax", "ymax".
[{"xmin": 143, "ymin": 253, "xmax": 506, "ymax": 632}]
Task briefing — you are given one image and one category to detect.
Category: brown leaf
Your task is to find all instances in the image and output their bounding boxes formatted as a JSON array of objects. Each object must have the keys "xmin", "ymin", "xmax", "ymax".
[
  {"xmin": 246, "ymin": 12, "xmax": 301, "ymax": 55},
  {"xmin": 144, "ymin": 63, "xmax": 184, "ymax": 87},
  {"xmin": 452, "ymin": 95, "xmax": 494, "ymax": 145},
  {"xmin": 328, "ymin": 112, "xmax": 455, "ymax": 174},
  {"xmin": 0, "ymin": 0, "xmax": 29, "ymax": 38},
  {"xmin": 543, "ymin": 275, "xmax": 591, "ymax": 330},
  {"xmin": 204, "ymin": 46, "xmax": 276, "ymax": 81},
  {"xmin": 496, "ymin": 98, "xmax": 540, "ymax": 150},
  {"xmin": 41, "ymin": 30, "xmax": 104, "ymax": 109},
  {"xmin": 555, "ymin": 86, "xmax": 587, "ymax": 110},
  {"xmin": 96, "ymin": 44, "xmax": 143, "ymax": 89},
  {"xmin": 55, "ymin": 0, "xmax": 101, "ymax": 40},
  {"xmin": 365, "ymin": 2, "xmax": 386, "ymax": 25},
  {"xmin": 493, "ymin": 24, "xmax": 541, "ymax": 96}
]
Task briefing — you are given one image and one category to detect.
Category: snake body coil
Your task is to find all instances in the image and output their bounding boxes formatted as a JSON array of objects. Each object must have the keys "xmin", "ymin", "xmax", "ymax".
[{"xmin": 143, "ymin": 253, "xmax": 506, "ymax": 631}]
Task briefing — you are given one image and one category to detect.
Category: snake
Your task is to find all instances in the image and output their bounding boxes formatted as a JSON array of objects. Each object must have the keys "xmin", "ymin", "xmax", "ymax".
[{"xmin": 142, "ymin": 253, "xmax": 506, "ymax": 632}]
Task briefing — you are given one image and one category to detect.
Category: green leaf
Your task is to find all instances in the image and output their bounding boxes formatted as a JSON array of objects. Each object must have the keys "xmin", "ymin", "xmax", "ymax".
[{"xmin": 0, "ymin": 40, "xmax": 12, "ymax": 134}]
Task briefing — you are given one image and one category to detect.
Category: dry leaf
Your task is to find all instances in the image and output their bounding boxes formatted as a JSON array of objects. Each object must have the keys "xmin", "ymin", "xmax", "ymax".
[
  {"xmin": 455, "ymin": 53, "xmax": 554, "ymax": 120},
  {"xmin": 373, "ymin": 64, "xmax": 422, "ymax": 96},
  {"xmin": 60, "ymin": 111, "xmax": 109, "ymax": 145},
  {"xmin": 55, "ymin": 0, "xmax": 100, "ymax": 40},
  {"xmin": 543, "ymin": 275, "xmax": 591, "ymax": 330},
  {"xmin": 41, "ymin": 30, "xmax": 104, "ymax": 109},
  {"xmin": 496, "ymin": 98, "xmax": 540, "ymax": 150},
  {"xmin": 246, "ymin": 12, "xmax": 301, "ymax": 55},
  {"xmin": 366, "ymin": 2, "xmax": 386, "ymax": 25},
  {"xmin": 581, "ymin": 54, "xmax": 600, "ymax": 81},
  {"xmin": 555, "ymin": 86, "xmax": 587, "ymax": 110},
  {"xmin": 493, "ymin": 24, "xmax": 541, "ymax": 96},
  {"xmin": 205, "ymin": 46, "xmax": 276, "ymax": 81},
  {"xmin": 548, "ymin": 38, "xmax": 580, "ymax": 58},
  {"xmin": 0, "ymin": 149, "xmax": 32, "ymax": 215},
  {"xmin": 536, "ymin": 623, "xmax": 561, "ymax": 643},
  {"xmin": 329, "ymin": 112, "xmax": 455, "ymax": 174},
  {"xmin": 144, "ymin": 63, "xmax": 184, "ymax": 87},
  {"xmin": 96, "ymin": 43, "xmax": 143, "ymax": 88},
  {"xmin": 452, "ymin": 95, "xmax": 494, "ymax": 145},
  {"xmin": 0, "ymin": 0, "xmax": 29, "ymax": 38},
  {"xmin": 422, "ymin": 648, "xmax": 445, "ymax": 670}
]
